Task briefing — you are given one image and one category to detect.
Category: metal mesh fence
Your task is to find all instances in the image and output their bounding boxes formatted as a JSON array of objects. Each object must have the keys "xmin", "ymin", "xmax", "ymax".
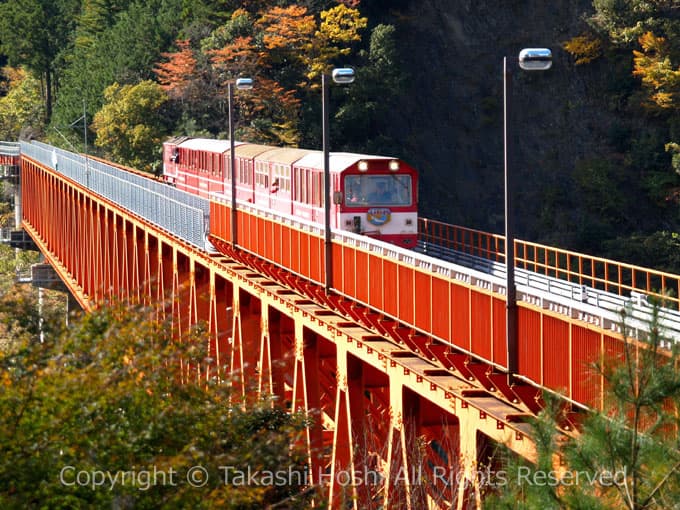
[{"xmin": 21, "ymin": 141, "xmax": 210, "ymax": 250}]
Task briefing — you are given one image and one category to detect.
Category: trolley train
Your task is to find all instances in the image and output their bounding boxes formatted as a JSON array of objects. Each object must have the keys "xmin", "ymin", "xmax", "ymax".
[{"xmin": 162, "ymin": 137, "xmax": 418, "ymax": 248}]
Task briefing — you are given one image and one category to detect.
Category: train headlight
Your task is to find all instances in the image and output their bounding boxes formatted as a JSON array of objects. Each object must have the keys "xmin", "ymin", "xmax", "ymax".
[
  {"xmin": 389, "ymin": 160, "xmax": 400, "ymax": 171},
  {"xmin": 358, "ymin": 160, "xmax": 368, "ymax": 172}
]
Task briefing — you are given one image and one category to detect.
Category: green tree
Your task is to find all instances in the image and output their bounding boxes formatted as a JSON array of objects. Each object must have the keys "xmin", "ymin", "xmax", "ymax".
[
  {"xmin": 0, "ymin": 0, "xmax": 80, "ymax": 122},
  {"xmin": 51, "ymin": 0, "xmax": 184, "ymax": 144},
  {"xmin": 92, "ymin": 80, "xmax": 168, "ymax": 172},
  {"xmin": 488, "ymin": 301, "xmax": 680, "ymax": 509},
  {"xmin": 74, "ymin": 0, "xmax": 133, "ymax": 50},
  {"xmin": 0, "ymin": 67, "xmax": 45, "ymax": 140},
  {"xmin": 0, "ymin": 302, "xmax": 314, "ymax": 508},
  {"xmin": 331, "ymin": 23, "xmax": 407, "ymax": 154}
]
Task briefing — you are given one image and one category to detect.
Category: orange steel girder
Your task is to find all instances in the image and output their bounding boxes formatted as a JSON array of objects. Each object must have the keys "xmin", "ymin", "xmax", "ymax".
[{"xmin": 22, "ymin": 156, "xmax": 540, "ymax": 509}]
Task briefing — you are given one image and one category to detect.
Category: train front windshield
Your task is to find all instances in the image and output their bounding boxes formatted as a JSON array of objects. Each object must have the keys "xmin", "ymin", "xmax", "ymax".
[{"xmin": 344, "ymin": 174, "xmax": 412, "ymax": 207}]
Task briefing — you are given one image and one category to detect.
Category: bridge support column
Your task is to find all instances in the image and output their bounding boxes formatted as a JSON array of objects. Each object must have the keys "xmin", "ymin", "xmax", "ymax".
[
  {"xmin": 384, "ymin": 380, "xmax": 427, "ymax": 510},
  {"xmin": 329, "ymin": 346, "xmax": 358, "ymax": 507},
  {"xmin": 292, "ymin": 326, "xmax": 325, "ymax": 494},
  {"xmin": 230, "ymin": 287, "xmax": 261, "ymax": 401},
  {"xmin": 456, "ymin": 420, "xmax": 481, "ymax": 510},
  {"xmin": 258, "ymin": 306, "xmax": 291, "ymax": 403}
]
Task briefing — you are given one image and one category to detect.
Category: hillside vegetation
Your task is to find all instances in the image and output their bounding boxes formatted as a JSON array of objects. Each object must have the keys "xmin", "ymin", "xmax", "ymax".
[{"xmin": 0, "ymin": 0, "xmax": 679, "ymax": 271}]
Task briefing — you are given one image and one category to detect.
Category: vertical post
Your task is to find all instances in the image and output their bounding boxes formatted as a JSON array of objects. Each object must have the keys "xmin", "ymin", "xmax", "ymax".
[
  {"xmin": 504, "ymin": 57, "xmax": 518, "ymax": 375},
  {"xmin": 84, "ymin": 100, "xmax": 90, "ymax": 189},
  {"xmin": 229, "ymin": 82, "xmax": 237, "ymax": 248},
  {"xmin": 322, "ymin": 74, "xmax": 332, "ymax": 293}
]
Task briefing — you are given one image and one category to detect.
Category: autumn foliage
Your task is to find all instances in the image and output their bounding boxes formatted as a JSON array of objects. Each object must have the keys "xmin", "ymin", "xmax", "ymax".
[
  {"xmin": 154, "ymin": 39, "xmax": 198, "ymax": 100},
  {"xmin": 633, "ymin": 32, "xmax": 680, "ymax": 110},
  {"xmin": 151, "ymin": 3, "xmax": 367, "ymax": 145}
]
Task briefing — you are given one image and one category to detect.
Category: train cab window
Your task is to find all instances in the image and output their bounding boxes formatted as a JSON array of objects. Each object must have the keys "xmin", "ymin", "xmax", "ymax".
[{"xmin": 344, "ymin": 174, "xmax": 412, "ymax": 207}]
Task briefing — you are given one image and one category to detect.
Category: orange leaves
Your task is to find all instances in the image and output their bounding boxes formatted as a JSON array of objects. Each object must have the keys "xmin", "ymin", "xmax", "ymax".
[
  {"xmin": 154, "ymin": 39, "xmax": 197, "ymax": 99},
  {"xmin": 563, "ymin": 34, "xmax": 603, "ymax": 65},
  {"xmin": 209, "ymin": 36, "xmax": 260, "ymax": 86},
  {"xmin": 150, "ymin": 3, "xmax": 368, "ymax": 145},
  {"xmin": 257, "ymin": 5, "xmax": 315, "ymax": 51},
  {"xmin": 633, "ymin": 32, "xmax": 680, "ymax": 109}
]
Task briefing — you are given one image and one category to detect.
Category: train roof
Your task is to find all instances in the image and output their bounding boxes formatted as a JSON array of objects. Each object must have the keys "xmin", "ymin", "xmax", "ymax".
[
  {"xmin": 178, "ymin": 138, "xmax": 230, "ymax": 153},
  {"xmin": 164, "ymin": 136, "xmax": 191, "ymax": 146},
  {"xmin": 295, "ymin": 152, "xmax": 396, "ymax": 172},
  {"xmin": 176, "ymin": 138, "xmax": 247, "ymax": 154},
  {"xmin": 256, "ymin": 147, "xmax": 314, "ymax": 164},
  {"xmin": 165, "ymin": 137, "xmax": 409, "ymax": 172},
  {"xmin": 234, "ymin": 143, "xmax": 279, "ymax": 158}
]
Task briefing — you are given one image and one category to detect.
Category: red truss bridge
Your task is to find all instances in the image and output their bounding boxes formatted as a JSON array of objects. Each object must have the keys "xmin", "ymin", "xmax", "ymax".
[{"xmin": 7, "ymin": 140, "xmax": 680, "ymax": 509}]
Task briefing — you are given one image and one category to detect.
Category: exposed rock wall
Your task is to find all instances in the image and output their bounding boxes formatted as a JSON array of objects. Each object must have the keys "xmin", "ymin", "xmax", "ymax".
[{"xmin": 383, "ymin": 0, "xmax": 618, "ymax": 243}]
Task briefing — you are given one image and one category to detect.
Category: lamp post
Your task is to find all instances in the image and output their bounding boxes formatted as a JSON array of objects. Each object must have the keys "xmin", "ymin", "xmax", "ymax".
[
  {"xmin": 228, "ymin": 77, "xmax": 254, "ymax": 249},
  {"xmin": 504, "ymin": 48, "xmax": 552, "ymax": 375},
  {"xmin": 322, "ymin": 68, "xmax": 355, "ymax": 293}
]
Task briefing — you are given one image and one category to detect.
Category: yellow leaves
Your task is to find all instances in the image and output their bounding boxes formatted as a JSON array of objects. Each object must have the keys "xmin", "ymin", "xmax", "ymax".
[
  {"xmin": 632, "ymin": 32, "xmax": 680, "ymax": 109},
  {"xmin": 254, "ymin": 4, "xmax": 367, "ymax": 84},
  {"xmin": 637, "ymin": 30, "xmax": 667, "ymax": 54},
  {"xmin": 563, "ymin": 34, "xmax": 603, "ymax": 65},
  {"xmin": 3, "ymin": 66, "xmax": 27, "ymax": 87},
  {"xmin": 305, "ymin": 5, "xmax": 367, "ymax": 83},
  {"xmin": 318, "ymin": 4, "xmax": 367, "ymax": 46},
  {"xmin": 0, "ymin": 66, "xmax": 44, "ymax": 140},
  {"xmin": 92, "ymin": 80, "xmax": 167, "ymax": 171},
  {"xmin": 123, "ymin": 347, "xmax": 134, "ymax": 366}
]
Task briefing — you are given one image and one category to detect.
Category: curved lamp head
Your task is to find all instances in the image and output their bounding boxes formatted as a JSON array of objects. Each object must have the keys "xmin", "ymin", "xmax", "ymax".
[
  {"xmin": 331, "ymin": 68, "xmax": 356, "ymax": 84},
  {"xmin": 518, "ymin": 48, "xmax": 552, "ymax": 71},
  {"xmin": 235, "ymin": 77, "xmax": 254, "ymax": 90}
]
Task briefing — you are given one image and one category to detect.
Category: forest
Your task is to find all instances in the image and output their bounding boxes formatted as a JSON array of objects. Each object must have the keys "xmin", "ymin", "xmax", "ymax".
[{"xmin": 0, "ymin": 0, "xmax": 679, "ymax": 272}]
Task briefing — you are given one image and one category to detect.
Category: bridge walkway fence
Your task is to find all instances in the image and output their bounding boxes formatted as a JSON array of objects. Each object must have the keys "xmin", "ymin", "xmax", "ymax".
[
  {"xmin": 21, "ymin": 141, "xmax": 210, "ymax": 251},
  {"xmin": 418, "ymin": 217, "xmax": 680, "ymax": 312}
]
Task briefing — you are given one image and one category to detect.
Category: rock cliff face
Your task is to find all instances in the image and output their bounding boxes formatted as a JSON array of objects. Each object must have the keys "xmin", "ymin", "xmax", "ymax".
[{"xmin": 378, "ymin": 0, "xmax": 622, "ymax": 244}]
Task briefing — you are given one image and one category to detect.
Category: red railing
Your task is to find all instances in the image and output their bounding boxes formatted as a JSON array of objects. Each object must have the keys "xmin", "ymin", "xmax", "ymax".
[
  {"xmin": 419, "ymin": 218, "xmax": 680, "ymax": 310},
  {"xmin": 418, "ymin": 218, "xmax": 504, "ymax": 261}
]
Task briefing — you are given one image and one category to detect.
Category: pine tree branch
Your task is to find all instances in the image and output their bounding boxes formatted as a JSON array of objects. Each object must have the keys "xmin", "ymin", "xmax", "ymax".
[{"xmin": 639, "ymin": 457, "xmax": 680, "ymax": 509}]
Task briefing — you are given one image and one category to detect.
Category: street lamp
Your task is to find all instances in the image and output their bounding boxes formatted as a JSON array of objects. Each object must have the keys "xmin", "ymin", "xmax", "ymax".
[
  {"xmin": 323, "ymin": 68, "xmax": 355, "ymax": 293},
  {"xmin": 228, "ymin": 77, "xmax": 254, "ymax": 249},
  {"xmin": 504, "ymin": 48, "xmax": 552, "ymax": 375}
]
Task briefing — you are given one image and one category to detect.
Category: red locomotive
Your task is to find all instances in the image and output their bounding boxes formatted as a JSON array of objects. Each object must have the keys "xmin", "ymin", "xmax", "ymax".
[{"xmin": 162, "ymin": 137, "xmax": 418, "ymax": 248}]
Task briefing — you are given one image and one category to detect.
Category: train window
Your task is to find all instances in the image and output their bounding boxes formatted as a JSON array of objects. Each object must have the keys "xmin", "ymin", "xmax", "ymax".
[
  {"xmin": 302, "ymin": 170, "xmax": 308, "ymax": 203},
  {"xmin": 344, "ymin": 174, "xmax": 412, "ymax": 207},
  {"xmin": 311, "ymin": 172, "xmax": 318, "ymax": 206},
  {"xmin": 255, "ymin": 161, "xmax": 268, "ymax": 188}
]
